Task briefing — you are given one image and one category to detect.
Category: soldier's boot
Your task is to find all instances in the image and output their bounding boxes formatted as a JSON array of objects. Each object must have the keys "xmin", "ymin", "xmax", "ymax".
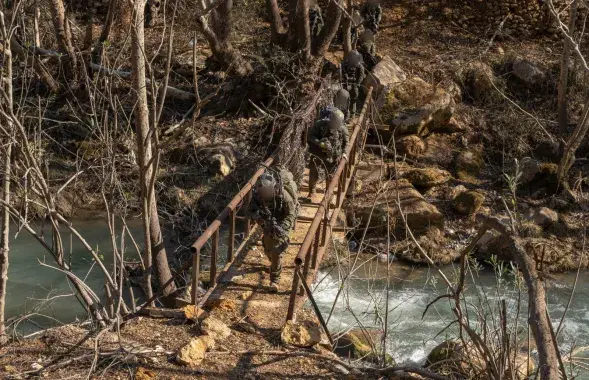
[{"xmin": 269, "ymin": 252, "xmax": 283, "ymax": 293}]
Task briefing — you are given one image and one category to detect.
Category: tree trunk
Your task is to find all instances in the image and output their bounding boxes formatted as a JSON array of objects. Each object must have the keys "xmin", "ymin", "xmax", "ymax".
[
  {"xmin": 196, "ymin": 1, "xmax": 253, "ymax": 77},
  {"xmin": 557, "ymin": 0, "xmax": 578, "ymax": 158},
  {"xmin": 483, "ymin": 216, "xmax": 560, "ymax": 380},
  {"xmin": 48, "ymin": 0, "xmax": 77, "ymax": 80},
  {"xmin": 130, "ymin": 0, "xmax": 176, "ymax": 298},
  {"xmin": 0, "ymin": 143, "xmax": 11, "ymax": 346},
  {"xmin": 0, "ymin": 13, "xmax": 13, "ymax": 345},
  {"xmin": 266, "ymin": 0, "xmax": 286, "ymax": 44},
  {"xmin": 342, "ymin": 0, "xmax": 352, "ymax": 54},
  {"xmin": 293, "ymin": 0, "xmax": 311, "ymax": 58},
  {"xmin": 510, "ymin": 237, "xmax": 560, "ymax": 379},
  {"xmin": 557, "ymin": 96, "xmax": 589, "ymax": 187},
  {"xmin": 313, "ymin": 0, "xmax": 343, "ymax": 57}
]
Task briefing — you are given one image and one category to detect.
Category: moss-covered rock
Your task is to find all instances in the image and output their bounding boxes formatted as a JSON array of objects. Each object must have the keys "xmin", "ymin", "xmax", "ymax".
[
  {"xmin": 395, "ymin": 135, "xmax": 425, "ymax": 158},
  {"xmin": 462, "ymin": 61, "xmax": 499, "ymax": 102},
  {"xmin": 381, "ymin": 77, "xmax": 454, "ymax": 136},
  {"xmin": 334, "ymin": 329, "xmax": 394, "ymax": 365},
  {"xmin": 455, "ymin": 149, "xmax": 484, "ymax": 181},
  {"xmin": 453, "ymin": 190, "xmax": 485, "ymax": 214},
  {"xmin": 403, "ymin": 168, "xmax": 451, "ymax": 188}
]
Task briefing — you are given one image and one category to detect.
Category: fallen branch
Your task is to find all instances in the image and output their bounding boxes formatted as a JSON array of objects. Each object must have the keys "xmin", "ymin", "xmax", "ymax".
[{"xmin": 88, "ymin": 62, "xmax": 196, "ymax": 101}]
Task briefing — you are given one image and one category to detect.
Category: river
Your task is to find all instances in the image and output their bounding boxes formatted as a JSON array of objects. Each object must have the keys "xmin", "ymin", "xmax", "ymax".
[
  {"xmin": 5, "ymin": 219, "xmax": 143, "ymax": 335},
  {"xmin": 6, "ymin": 221, "xmax": 589, "ymax": 377},
  {"xmin": 312, "ymin": 258, "xmax": 589, "ymax": 378}
]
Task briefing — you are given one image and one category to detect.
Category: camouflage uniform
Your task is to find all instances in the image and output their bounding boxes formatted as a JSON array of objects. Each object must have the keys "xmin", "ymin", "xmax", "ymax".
[
  {"xmin": 358, "ymin": 29, "xmax": 378, "ymax": 70},
  {"xmin": 307, "ymin": 109, "xmax": 349, "ymax": 193},
  {"xmin": 334, "ymin": 88, "xmax": 351, "ymax": 121},
  {"xmin": 341, "ymin": 51, "xmax": 366, "ymax": 115},
  {"xmin": 361, "ymin": 0, "xmax": 382, "ymax": 35},
  {"xmin": 247, "ymin": 169, "xmax": 297, "ymax": 284}
]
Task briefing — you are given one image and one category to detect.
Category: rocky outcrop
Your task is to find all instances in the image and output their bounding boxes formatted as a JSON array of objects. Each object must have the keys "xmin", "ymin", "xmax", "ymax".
[
  {"xmin": 363, "ymin": 55, "xmax": 407, "ymax": 98},
  {"xmin": 403, "ymin": 168, "xmax": 451, "ymax": 188},
  {"xmin": 281, "ymin": 320, "xmax": 322, "ymax": 348},
  {"xmin": 176, "ymin": 335, "xmax": 215, "ymax": 367},
  {"xmin": 347, "ymin": 179, "xmax": 444, "ymax": 238},
  {"xmin": 380, "ymin": 77, "xmax": 455, "ymax": 136}
]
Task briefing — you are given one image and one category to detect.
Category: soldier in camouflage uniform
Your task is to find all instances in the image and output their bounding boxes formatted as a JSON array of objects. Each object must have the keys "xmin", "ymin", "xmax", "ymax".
[
  {"xmin": 358, "ymin": 29, "xmax": 378, "ymax": 70},
  {"xmin": 361, "ymin": 0, "xmax": 382, "ymax": 35},
  {"xmin": 350, "ymin": 10, "xmax": 364, "ymax": 47},
  {"xmin": 334, "ymin": 88, "xmax": 351, "ymax": 121},
  {"xmin": 307, "ymin": 107, "xmax": 348, "ymax": 196},
  {"xmin": 341, "ymin": 50, "xmax": 366, "ymax": 115},
  {"xmin": 247, "ymin": 168, "xmax": 298, "ymax": 292},
  {"xmin": 309, "ymin": 0, "xmax": 324, "ymax": 40}
]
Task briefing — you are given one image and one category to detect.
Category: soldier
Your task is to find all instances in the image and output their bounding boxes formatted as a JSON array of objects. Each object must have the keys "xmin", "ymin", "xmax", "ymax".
[
  {"xmin": 247, "ymin": 168, "xmax": 298, "ymax": 292},
  {"xmin": 307, "ymin": 107, "xmax": 348, "ymax": 197},
  {"xmin": 334, "ymin": 88, "xmax": 351, "ymax": 121},
  {"xmin": 341, "ymin": 50, "xmax": 366, "ymax": 115},
  {"xmin": 309, "ymin": 0, "xmax": 324, "ymax": 40},
  {"xmin": 358, "ymin": 29, "xmax": 378, "ymax": 70},
  {"xmin": 361, "ymin": 0, "xmax": 382, "ymax": 35},
  {"xmin": 350, "ymin": 10, "xmax": 364, "ymax": 47}
]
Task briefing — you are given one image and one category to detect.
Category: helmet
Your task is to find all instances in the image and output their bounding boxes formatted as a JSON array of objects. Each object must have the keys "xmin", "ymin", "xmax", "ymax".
[
  {"xmin": 328, "ymin": 108, "xmax": 345, "ymax": 130},
  {"xmin": 360, "ymin": 29, "xmax": 374, "ymax": 43},
  {"xmin": 334, "ymin": 89, "xmax": 350, "ymax": 112},
  {"xmin": 345, "ymin": 50, "xmax": 363, "ymax": 67},
  {"xmin": 255, "ymin": 172, "xmax": 277, "ymax": 200}
]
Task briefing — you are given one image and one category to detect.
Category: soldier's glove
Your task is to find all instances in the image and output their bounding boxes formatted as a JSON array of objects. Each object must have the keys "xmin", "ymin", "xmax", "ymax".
[{"xmin": 320, "ymin": 140, "xmax": 332, "ymax": 152}]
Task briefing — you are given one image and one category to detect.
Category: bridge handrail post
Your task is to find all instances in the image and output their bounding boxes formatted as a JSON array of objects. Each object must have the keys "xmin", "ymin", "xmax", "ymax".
[
  {"xmin": 286, "ymin": 264, "xmax": 301, "ymax": 321},
  {"xmin": 191, "ymin": 248, "xmax": 201, "ymax": 304}
]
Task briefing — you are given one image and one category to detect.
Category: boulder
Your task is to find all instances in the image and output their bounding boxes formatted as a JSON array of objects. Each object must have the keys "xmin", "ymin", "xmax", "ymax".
[
  {"xmin": 176, "ymin": 336, "xmax": 215, "ymax": 367},
  {"xmin": 512, "ymin": 57, "xmax": 546, "ymax": 86},
  {"xmin": 281, "ymin": 320, "xmax": 322, "ymax": 348},
  {"xmin": 425, "ymin": 340, "xmax": 486, "ymax": 376},
  {"xmin": 395, "ymin": 135, "xmax": 425, "ymax": 158},
  {"xmin": 453, "ymin": 190, "xmax": 485, "ymax": 215},
  {"xmin": 425, "ymin": 340, "xmax": 532, "ymax": 379},
  {"xmin": 346, "ymin": 179, "xmax": 444, "ymax": 238},
  {"xmin": 403, "ymin": 168, "xmax": 451, "ymax": 188},
  {"xmin": 201, "ymin": 316, "xmax": 231, "ymax": 341},
  {"xmin": 363, "ymin": 55, "xmax": 407, "ymax": 97},
  {"xmin": 334, "ymin": 329, "xmax": 394, "ymax": 364},
  {"xmin": 380, "ymin": 77, "xmax": 455, "ymax": 136},
  {"xmin": 455, "ymin": 149, "xmax": 484, "ymax": 181},
  {"xmin": 519, "ymin": 157, "xmax": 541, "ymax": 184},
  {"xmin": 534, "ymin": 140, "xmax": 559, "ymax": 162},
  {"xmin": 463, "ymin": 61, "xmax": 497, "ymax": 101},
  {"xmin": 524, "ymin": 207, "xmax": 558, "ymax": 227},
  {"xmin": 183, "ymin": 305, "xmax": 209, "ymax": 321}
]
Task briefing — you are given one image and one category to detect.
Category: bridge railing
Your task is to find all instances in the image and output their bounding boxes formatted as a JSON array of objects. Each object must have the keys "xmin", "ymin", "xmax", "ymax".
[
  {"xmin": 187, "ymin": 154, "xmax": 277, "ymax": 305},
  {"xmin": 137, "ymin": 154, "xmax": 276, "ymax": 310},
  {"xmin": 286, "ymin": 87, "xmax": 373, "ymax": 321}
]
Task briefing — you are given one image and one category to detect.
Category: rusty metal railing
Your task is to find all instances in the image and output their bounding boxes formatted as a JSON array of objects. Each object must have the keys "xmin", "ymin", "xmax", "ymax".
[
  {"xmin": 137, "ymin": 154, "xmax": 276, "ymax": 310},
  {"xmin": 286, "ymin": 87, "xmax": 373, "ymax": 322},
  {"xmin": 187, "ymin": 154, "xmax": 276, "ymax": 305}
]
